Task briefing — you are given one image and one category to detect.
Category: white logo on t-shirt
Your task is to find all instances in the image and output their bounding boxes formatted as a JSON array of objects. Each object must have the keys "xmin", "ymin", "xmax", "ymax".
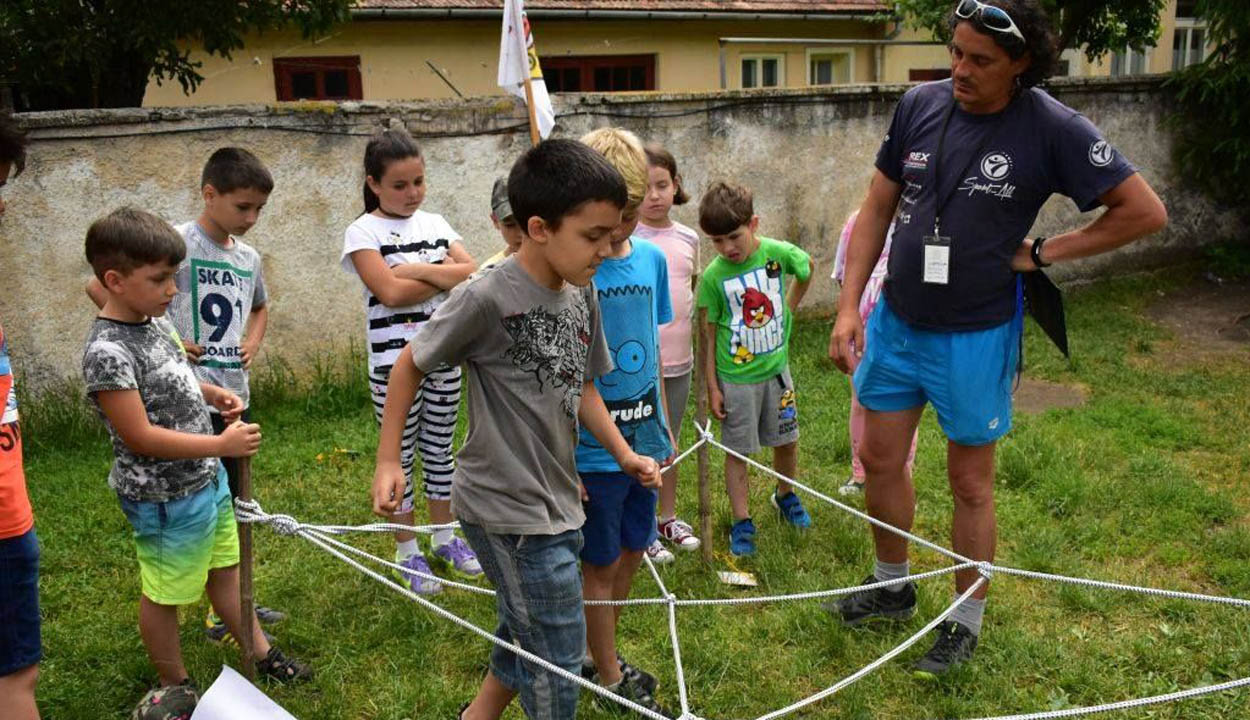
[
  {"xmin": 1089, "ymin": 140, "xmax": 1114, "ymax": 167},
  {"xmin": 980, "ymin": 152, "xmax": 1013, "ymax": 180}
]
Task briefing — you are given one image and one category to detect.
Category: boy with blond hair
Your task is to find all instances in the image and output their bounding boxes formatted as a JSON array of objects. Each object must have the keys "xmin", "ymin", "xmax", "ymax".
[
  {"xmin": 82, "ymin": 207, "xmax": 310, "ymax": 715},
  {"xmin": 696, "ymin": 181, "xmax": 815, "ymax": 557},
  {"xmin": 575, "ymin": 127, "xmax": 676, "ymax": 717}
]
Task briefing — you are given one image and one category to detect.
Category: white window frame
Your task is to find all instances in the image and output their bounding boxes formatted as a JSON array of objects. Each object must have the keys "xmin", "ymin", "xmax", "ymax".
[
  {"xmin": 740, "ymin": 54, "xmax": 786, "ymax": 89},
  {"xmin": 805, "ymin": 48, "xmax": 854, "ymax": 86},
  {"xmin": 1173, "ymin": 16, "xmax": 1211, "ymax": 70},
  {"xmin": 1110, "ymin": 46, "xmax": 1151, "ymax": 76}
]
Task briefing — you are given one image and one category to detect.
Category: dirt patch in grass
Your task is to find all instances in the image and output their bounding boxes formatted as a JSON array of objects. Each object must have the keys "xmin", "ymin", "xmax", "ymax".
[
  {"xmin": 1147, "ymin": 279, "xmax": 1250, "ymax": 355},
  {"xmin": 1015, "ymin": 378, "xmax": 1087, "ymax": 414}
]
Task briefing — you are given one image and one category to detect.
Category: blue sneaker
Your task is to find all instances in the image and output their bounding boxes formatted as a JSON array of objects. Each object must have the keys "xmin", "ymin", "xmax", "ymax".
[
  {"xmin": 729, "ymin": 518, "xmax": 757, "ymax": 556},
  {"xmin": 771, "ymin": 491, "xmax": 812, "ymax": 529}
]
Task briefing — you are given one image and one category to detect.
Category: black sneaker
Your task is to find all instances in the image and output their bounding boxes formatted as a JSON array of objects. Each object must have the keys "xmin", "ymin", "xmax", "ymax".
[
  {"xmin": 913, "ymin": 621, "xmax": 978, "ymax": 679},
  {"xmin": 824, "ymin": 575, "xmax": 917, "ymax": 626},
  {"xmin": 617, "ymin": 653, "xmax": 658, "ymax": 695},
  {"xmin": 255, "ymin": 646, "xmax": 314, "ymax": 683},
  {"xmin": 582, "ymin": 654, "xmax": 658, "ymax": 696},
  {"xmin": 599, "ymin": 674, "xmax": 675, "ymax": 718}
]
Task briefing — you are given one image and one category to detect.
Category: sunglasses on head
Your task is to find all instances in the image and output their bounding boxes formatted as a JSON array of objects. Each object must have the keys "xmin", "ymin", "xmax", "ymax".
[{"xmin": 955, "ymin": 0, "xmax": 1026, "ymax": 42}]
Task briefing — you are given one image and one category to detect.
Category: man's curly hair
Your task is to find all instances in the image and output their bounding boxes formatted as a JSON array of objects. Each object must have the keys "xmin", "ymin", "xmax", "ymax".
[{"xmin": 947, "ymin": 0, "xmax": 1059, "ymax": 88}]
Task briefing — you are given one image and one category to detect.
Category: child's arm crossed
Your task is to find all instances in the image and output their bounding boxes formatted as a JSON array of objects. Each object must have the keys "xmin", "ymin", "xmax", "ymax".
[
  {"xmin": 348, "ymin": 250, "xmax": 442, "ymax": 307},
  {"xmin": 390, "ymin": 241, "xmax": 478, "ymax": 290}
]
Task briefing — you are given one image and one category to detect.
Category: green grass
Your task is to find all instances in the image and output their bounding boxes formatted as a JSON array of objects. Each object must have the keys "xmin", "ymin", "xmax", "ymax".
[{"xmin": 25, "ymin": 270, "xmax": 1250, "ymax": 719}]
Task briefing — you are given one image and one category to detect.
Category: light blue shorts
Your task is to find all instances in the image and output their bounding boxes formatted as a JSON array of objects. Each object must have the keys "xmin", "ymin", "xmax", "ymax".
[{"xmin": 853, "ymin": 296, "xmax": 1020, "ymax": 447}]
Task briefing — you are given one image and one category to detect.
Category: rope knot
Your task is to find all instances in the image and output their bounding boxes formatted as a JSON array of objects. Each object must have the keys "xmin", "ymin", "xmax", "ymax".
[
  {"xmin": 268, "ymin": 513, "xmax": 303, "ymax": 536},
  {"xmin": 976, "ymin": 561, "xmax": 994, "ymax": 579},
  {"xmin": 233, "ymin": 498, "xmax": 262, "ymax": 515},
  {"xmin": 698, "ymin": 421, "xmax": 714, "ymax": 443}
]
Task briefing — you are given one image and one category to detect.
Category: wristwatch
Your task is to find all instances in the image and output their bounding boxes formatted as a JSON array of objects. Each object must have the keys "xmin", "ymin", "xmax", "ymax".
[{"xmin": 1030, "ymin": 236, "xmax": 1051, "ymax": 269}]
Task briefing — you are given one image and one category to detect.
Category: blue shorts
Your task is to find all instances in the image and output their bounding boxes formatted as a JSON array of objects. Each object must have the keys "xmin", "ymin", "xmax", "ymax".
[
  {"xmin": 0, "ymin": 527, "xmax": 41, "ymax": 676},
  {"xmin": 580, "ymin": 472, "xmax": 658, "ymax": 566},
  {"xmin": 853, "ymin": 296, "xmax": 1020, "ymax": 447},
  {"xmin": 460, "ymin": 524, "xmax": 585, "ymax": 720},
  {"xmin": 117, "ymin": 465, "xmax": 239, "ymax": 606}
]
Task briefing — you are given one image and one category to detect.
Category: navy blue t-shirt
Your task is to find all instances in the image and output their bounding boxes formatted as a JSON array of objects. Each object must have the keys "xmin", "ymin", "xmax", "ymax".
[{"xmin": 876, "ymin": 80, "xmax": 1137, "ymax": 331}]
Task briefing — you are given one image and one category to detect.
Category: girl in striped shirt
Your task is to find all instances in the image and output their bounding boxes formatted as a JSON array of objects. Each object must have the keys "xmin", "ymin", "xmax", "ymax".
[{"xmin": 341, "ymin": 129, "xmax": 482, "ymax": 593}]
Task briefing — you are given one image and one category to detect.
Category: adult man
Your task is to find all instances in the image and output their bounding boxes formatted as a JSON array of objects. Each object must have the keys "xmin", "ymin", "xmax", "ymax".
[{"xmin": 828, "ymin": 0, "xmax": 1166, "ymax": 677}]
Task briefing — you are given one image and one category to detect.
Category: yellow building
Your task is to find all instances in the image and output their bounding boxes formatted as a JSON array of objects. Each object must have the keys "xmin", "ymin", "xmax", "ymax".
[{"xmin": 141, "ymin": 0, "xmax": 1215, "ymax": 107}]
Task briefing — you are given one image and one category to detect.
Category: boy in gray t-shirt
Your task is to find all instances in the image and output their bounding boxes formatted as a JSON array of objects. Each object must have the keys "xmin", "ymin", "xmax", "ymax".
[{"xmin": 371, "ymin": 140, "xmax": 661, "ymax": 720}]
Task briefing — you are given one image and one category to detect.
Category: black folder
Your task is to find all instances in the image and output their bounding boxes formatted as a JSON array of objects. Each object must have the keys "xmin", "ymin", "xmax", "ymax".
[{"xmin": 1021, "ymin": 270, "xmax": 1069, "ymax": 358}]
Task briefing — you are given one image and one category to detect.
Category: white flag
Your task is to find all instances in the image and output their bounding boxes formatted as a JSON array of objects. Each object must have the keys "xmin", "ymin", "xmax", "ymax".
[{"xmin": 498, "ymin": 0, "xmax": 556, "ymax": 139}]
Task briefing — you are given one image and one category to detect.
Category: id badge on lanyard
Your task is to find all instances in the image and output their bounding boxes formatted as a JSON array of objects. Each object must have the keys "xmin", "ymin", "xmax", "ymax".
[{"xmin": 923, "ymin": 230, "xmax": 951, "ymax": 285}]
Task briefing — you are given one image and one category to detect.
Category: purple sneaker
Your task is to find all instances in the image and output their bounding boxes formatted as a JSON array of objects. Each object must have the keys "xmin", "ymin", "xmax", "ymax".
[
  {"xmin": 432, "ymin": 537, "xmax": 484, "ymax": 579},
  {"xmin": 394, "ymin": 551, "xmax": 442, "ymax": 595}
]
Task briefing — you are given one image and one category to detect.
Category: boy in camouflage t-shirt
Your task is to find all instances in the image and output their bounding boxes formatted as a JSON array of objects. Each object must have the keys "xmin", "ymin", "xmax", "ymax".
[{"xmin": 82, "ymin": 208, "xmax": 309, "ymax": 707}]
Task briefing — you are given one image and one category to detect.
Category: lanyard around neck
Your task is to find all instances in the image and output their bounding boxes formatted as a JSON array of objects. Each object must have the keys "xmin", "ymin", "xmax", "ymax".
[{"xmin": 931, "ymin": 94, "xmax": 1014, "ymax": 236}]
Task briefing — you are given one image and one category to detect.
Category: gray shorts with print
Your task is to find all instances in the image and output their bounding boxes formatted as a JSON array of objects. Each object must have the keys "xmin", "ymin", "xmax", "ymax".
[{"xmin": 718, "ymin": 366, "xmax": 799, "ymax": 455}]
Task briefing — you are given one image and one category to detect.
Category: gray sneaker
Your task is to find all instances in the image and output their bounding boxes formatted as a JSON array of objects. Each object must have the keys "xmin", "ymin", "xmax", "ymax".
[{"xmin": 913, "ymin": 620, "xmax": 978, "ymax": 679}]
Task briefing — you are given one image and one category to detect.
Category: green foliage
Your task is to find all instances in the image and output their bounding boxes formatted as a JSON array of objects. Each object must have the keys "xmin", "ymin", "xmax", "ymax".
[
  {"xmin": 1166, "ymin": 0, "xmax": 1250, "ymax": 210},
  {"xmin": 890, "ymin": 0, "xmax": 1166, "ymax": 60},
  {"xmin": 1204, "ymin": 240, "xmax": 1250, "ymax": 280},
  {"xmin": 0, "ymin": 0, "xmax": 351, "ymax": 110}
]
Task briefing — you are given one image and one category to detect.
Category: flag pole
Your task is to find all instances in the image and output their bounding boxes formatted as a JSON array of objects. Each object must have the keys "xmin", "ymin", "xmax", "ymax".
[{"xmin": 522, "ymin": 76, "xmax": 542, "ymax": 147}]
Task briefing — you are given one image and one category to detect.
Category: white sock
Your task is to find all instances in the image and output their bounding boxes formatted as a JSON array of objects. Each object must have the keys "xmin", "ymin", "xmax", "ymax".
[
  {"xmin": 396, "ymin": 538, "xmax": 419, "ymax": 559},
  {"xmin": 950, "ymin": 595, "xmax": 986, "ymax": 636},
  {"xmin": 431, "ymin": 527, "xmax": 455, "ymax": 548},
  {"xmin": 874, "ymin": 559, "xmax": 911, "ymax": 593}
]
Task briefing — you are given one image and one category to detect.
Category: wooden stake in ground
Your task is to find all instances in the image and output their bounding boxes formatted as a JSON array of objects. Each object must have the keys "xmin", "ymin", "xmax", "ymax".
[
  {"xmin": 695, "ymin": 306, "xmax": 712, "ymax": 563},
  {"xmin": 238, "ymin": 456, "xmax": 256, "ymax": 681}
]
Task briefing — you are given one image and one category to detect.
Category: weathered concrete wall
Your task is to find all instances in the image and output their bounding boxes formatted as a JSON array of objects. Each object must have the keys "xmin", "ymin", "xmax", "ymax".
[{"xmin": 1, "ymin": 77, "xmax": 1236, "ymax": 390}]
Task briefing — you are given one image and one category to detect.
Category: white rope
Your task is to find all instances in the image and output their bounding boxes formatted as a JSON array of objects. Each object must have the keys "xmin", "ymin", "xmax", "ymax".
[
  {"xmin": 292, "ymin": 524, "xmax": 671, "ymax": 720},
  {"xmin": 642, "ymin": 554, "xmax": 694, "ymax": 719},
  {"xmin": 754, "ymin": 578, "xmax": 988, "ymax": 720},
  {"xmin": 701, "ymin": 423, "xmax": 973, "ymax": 565},
  {"xmin": 236, "ymin": 422, "xmax": 1250, "ymax": 720},
  {"xmin": 666, "ymin": 564, "xmax": 978, "ymax": 607},
  {"xmin": 989, "ymin": 564, "xmax": 1250, "ymax": 609},
  {"xmin": 954, "ymin": 674, "xmax": 1250, "ymax": 720}
]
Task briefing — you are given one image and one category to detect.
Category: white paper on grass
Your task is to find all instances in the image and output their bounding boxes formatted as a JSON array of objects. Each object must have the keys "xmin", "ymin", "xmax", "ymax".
[{"xmin": 189, "ymin": 665, "xmax": 298, "ymax": 720}]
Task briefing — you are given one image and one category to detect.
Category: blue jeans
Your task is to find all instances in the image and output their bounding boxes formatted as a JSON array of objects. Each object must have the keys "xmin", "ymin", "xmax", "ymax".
[{"xmin": 460, "ymin": 523, "xmax": 585, "ymax": 720}]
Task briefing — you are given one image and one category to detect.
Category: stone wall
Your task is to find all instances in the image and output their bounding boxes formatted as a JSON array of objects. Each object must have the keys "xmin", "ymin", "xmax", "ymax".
[{"xmin": 2, "ymin": 77, "xmax": 1236, "ymax": 390}]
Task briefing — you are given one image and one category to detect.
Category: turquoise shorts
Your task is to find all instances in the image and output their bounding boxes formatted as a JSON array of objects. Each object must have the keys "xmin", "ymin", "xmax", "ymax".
[
  {"xmin": 853, "ymin": 296, "xmax": 1020, "ymax": 447},
  {"xmin": 118, "ymin": 464, "xmax": 239, "ymax": 606}
]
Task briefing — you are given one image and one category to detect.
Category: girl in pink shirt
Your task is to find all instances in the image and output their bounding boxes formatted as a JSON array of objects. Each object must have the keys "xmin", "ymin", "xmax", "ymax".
[{"xmin": 635, "ymin": 144, "xmax": 701, "ymax": 561}]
